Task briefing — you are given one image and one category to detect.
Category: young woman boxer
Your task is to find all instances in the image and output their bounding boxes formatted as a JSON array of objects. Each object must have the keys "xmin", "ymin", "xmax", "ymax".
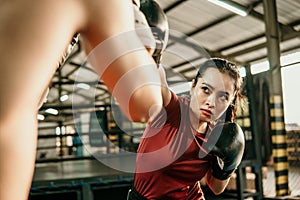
[{"xmin": 128, "ymin": 57, "xmax": 245, "ymax": 200}]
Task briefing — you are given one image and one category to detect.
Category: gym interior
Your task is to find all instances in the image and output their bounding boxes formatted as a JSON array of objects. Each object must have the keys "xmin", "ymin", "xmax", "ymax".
[{"xmin": 29, "ymin": 0, "xmax": 299, "ymax": 199}]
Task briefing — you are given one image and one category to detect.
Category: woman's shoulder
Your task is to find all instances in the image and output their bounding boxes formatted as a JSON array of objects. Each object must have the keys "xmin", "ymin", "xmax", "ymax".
[{"xmin": 177, "ymin": 93, "xmax": 190, "ymax": 106}]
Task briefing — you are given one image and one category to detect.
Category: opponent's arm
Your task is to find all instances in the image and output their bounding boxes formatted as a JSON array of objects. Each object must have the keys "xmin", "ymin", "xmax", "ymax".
[
  {"xmin": 137, "ymin": 0, "xmax": 172, "ymax": 107},
  {"xmin": 206, "ymin": 122, "xmax": 245, "ymax": 194},
  {"xmin": 81, "ymin": 0, "xmax": 163, "ymax": 123}
]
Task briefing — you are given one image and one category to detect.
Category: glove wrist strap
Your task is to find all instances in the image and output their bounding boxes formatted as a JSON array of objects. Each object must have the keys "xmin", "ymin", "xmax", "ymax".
[{"xmin": 212, "ymin": 164, "xmax": 236, "ymax": 180}]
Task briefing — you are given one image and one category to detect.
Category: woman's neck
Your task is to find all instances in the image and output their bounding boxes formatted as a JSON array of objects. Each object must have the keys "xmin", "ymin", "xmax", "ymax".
[
  {"xmin": 189, "ymin": 110, "xmax": 208, "ymax": 134},
  {"xmin": 196, "ymin": 122, "xmax": 208, "ymax": 134}
]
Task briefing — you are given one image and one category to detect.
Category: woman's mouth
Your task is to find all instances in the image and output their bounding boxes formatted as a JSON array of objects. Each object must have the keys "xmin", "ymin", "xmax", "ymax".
[{"xmin": 201, "ymin": 109, "xmax": 212, "ymax": 117}]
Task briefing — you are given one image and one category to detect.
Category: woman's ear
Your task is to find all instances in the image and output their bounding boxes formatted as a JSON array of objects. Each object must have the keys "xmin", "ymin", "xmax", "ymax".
[
  {"xmin": 189, "ymin": 79, "xmax": 195, "ymax": 95},
  {"xmin": 191, "ymin": 79, "xmax": 195, "ymax": 87}
]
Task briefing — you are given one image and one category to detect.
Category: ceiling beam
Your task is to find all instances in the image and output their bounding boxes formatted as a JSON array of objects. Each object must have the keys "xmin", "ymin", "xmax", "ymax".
[
  {"xmin": 170, "ymin": 56, "xmax": 203, "ymax": 69},
  {"xmin": 163, "ymin": 0, "xmax": 188, "ymax": 12},
  {"xmin": 245, "ymin": 45, "xmax": 300, "ymax": 64},
  {"xmin": 225, "ymin": 30, "xmax": 300, "ymax": 58}
]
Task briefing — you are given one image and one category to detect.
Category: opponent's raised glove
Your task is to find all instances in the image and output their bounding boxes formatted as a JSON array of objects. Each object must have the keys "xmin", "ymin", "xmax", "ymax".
[
  {"xmin": 208, "ymin": 122, "xmax": 245, "ymax": 180},
  {"xmin": 140, "ymin": 0, "xmax": 169, "ymax": 64},
  {"xmin": 134, "ymin": 0, "xmax": 169, "ymax": 64}
]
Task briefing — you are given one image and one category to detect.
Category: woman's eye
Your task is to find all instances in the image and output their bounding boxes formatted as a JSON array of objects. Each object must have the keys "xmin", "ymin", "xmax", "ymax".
[
  {"xmin": 219, "ymin": 94, "xmax": 228, "ymax": 102},
  {"xmin": 201, "ymin": 86, "xmax": 210, "ymax": 93}
]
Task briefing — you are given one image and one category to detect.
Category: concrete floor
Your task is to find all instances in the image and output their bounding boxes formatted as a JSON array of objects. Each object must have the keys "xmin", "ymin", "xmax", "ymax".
[{"xmin": 32, "ymin": 159, "xmax": 300, "ymax": 199}]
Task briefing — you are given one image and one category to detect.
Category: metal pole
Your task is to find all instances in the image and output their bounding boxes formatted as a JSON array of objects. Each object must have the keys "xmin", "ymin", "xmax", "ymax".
[
  {"xmin": 245, "ymin": 65, "xmax": 263, "ymax": 200},
  {"xmin": 262, "ymin": 0, "xmax": 289, "ymax": 196}
]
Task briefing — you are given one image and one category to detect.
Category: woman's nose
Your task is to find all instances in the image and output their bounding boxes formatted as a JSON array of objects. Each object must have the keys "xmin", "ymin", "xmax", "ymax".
[{"xmin": 206, "ymin": 94, "xmax": 216, "ymax": 108}]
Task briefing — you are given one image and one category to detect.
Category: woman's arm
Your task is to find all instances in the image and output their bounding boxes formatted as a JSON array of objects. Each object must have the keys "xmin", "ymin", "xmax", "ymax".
[
  {"xmin": 158, "ymin": 64, "xmax": 172, "ymax": 107},
  {"xmin": 206, "ymin": 169, "xmax": 231, "ymax": 195}
]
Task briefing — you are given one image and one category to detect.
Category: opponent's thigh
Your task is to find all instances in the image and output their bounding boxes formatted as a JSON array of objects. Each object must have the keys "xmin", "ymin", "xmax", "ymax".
[
  {"xmin": 0, "ymin": 1, "xmax": 83, "ymax": 113},
  {"xmin": 0, "ymin": 1, "xmax": 83, "ymax": 199}
]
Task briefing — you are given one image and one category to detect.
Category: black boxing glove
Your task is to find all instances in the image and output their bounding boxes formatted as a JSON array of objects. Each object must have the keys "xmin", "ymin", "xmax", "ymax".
[
  {"xmin": 134, "ymin": 0, "xmax": 169, "ymax": 64},
  {"xmin": 208, "ymin": 122, "xmax": 245, "ymax": 180},
  {"xmin": 140, "ymin": 0, "xmax": 169, "ymax": 64}
]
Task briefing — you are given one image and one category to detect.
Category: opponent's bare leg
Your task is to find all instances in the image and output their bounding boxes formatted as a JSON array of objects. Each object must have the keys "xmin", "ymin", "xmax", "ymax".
[{"xmin": 0, "ymin": 1, "xmax": 84, "ymax": 199}]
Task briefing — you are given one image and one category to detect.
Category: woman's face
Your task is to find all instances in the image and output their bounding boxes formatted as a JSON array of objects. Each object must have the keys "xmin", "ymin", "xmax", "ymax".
[{"xmin": 190, "ymin": 68, "xmax": 236, "ymax": 122}]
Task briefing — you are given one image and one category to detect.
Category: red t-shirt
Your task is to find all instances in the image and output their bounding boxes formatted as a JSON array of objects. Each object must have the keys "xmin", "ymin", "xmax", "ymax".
[{"xmin": 134, "ymin": 91, "xmax": 214, "ymax": 199}]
